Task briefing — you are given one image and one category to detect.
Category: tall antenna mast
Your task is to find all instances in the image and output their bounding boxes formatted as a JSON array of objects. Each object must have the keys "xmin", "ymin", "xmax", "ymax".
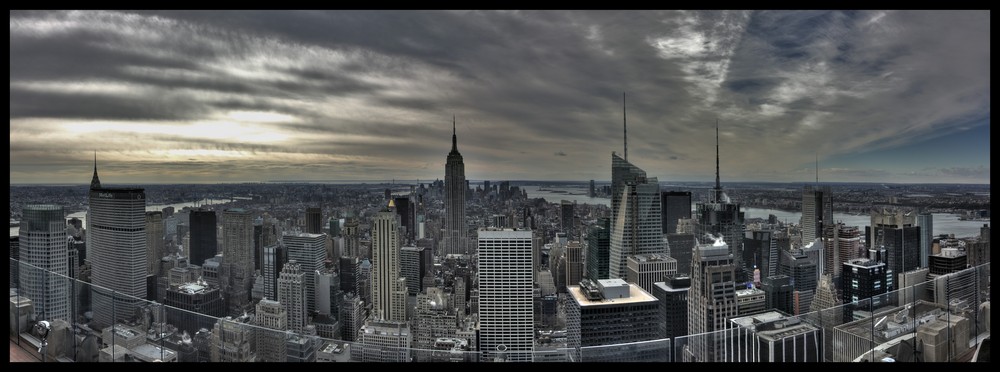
[
  {"xmin": 815, "ymin": 152, "xmax": 819, "ymax": 185},
  {"xmin": 714, "ymin": 119, "xmax": 722, "ymax": 203},
  {"xmin": 623, "ymin": 92, "xmax": 627, "ymax": 161}
]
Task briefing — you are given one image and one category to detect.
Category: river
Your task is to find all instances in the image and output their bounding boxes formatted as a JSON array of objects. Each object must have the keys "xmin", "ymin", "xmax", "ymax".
[
  {"xmin": 743, "ymin": 207, "xmax": 988, "ymax": 239},
  {"xmin": 521, "ymin": 185, "xmax": 610, "ymax": 206},
  {"xmin": 521, "ymin": 185, "xmax": 987, "ymax": 238}
]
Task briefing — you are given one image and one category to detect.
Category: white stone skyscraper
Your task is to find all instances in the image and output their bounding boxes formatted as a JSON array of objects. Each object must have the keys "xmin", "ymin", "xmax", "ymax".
[
  {"xmin": 19, "ymin": 204, "xmax": 70, "ymax": 322},
  {"xmin": 87, "ymin": 156, "xmax": 147, "ymax": 329},
  {"xmin": 253, "ymin": 298, "xmax": 288, "ymax": 362},
  {"xmin": 443, "ymin": 116, "xmax": 467, "ymax": 255},
  {"xmin": 277, "ymin": 261, "xmax": 307, "ymax": 333},
  {"xmin": 477, "ymin": 229, "xmax": 534, "ymax": 362},
  {"xmin": 370, "ymin": 202, "xmax": 407, "ymax": 322}
]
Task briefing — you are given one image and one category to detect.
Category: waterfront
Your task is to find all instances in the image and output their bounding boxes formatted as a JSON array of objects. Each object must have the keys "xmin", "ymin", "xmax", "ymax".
[
  {"xmin": 522, "ymin": 186, "xmax": 987, "ymax": 239},
  {"xmin": 521, "ymin": 185, "xmax": 609, "ymax": 206},
  {"xmin": 743, "ymin": 207, "xmax": 987, "ymax": 239}
]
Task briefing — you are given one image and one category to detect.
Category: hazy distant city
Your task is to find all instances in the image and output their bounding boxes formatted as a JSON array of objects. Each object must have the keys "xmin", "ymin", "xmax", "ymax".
[{"xmin": 9, "ymin": 9, "xmax": 990, "ymax": 363}]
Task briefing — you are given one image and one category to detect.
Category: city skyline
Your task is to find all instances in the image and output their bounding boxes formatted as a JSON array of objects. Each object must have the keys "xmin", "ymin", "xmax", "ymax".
[{"xmin": 10, "ymin": 10, "xmax": 990, "ymax": 184}]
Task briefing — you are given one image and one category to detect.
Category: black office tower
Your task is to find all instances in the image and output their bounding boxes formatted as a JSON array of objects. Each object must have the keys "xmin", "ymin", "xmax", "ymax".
[
  {"xmin": 866, "ymin": 224, "xmax": 921, "ymax": 279},
  {"xmin": 661, "ymin": 191, "xmax": 692, "ymax": 234},
  {"xmin": 394, "ymin": 197, "xmax": 415, "ymax": 242},
  {"xmin": 189, "ymin": 209, "xmax": 217, "ymax": 266},
  {"xmin": 305, "ymin": 207, "xmax": 322, "ymax": 234}
]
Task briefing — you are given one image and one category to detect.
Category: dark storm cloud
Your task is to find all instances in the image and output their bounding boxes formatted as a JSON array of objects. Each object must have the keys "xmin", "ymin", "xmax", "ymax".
[
  {"xmin": 8, "ymin": 10, "xmax": 991, "ymax": 183},
  {"xmin": 10, "ymin": 87, "xmax": 211, "ymax": 120}
]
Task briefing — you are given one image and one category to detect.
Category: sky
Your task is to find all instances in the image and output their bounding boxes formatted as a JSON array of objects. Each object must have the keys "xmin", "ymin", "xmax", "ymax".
[{"xmin": 9, "ymin": 10, "xmax": 991, "ymax": 184}]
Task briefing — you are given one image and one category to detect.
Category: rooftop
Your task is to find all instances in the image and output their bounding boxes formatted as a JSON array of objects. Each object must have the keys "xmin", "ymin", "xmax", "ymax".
[{"xmin": 568, "ymin": 282, "xmax": 658, "ymax": 307}]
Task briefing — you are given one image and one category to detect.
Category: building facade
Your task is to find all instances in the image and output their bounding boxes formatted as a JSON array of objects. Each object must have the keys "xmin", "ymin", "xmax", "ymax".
[
  {"xmin": 685, "ymin": 238, "xmax": 739, "ymax": 362},
  {"xmin": 443, "ymin": 118, "xmax": 467, "ymax": 255},
  {"xmin": 477, "ymin": 229, "xmax": 534, "ymax": 362},
  {"xmin": 88, "ymin": 162, "xmax": 147, "ymax": 329},
  {"xmin": 661, "ymin": 191, "xmax": 692, "ymax": 235},
  {"xmin": 19, "ymin": 204, "xmax": 70, "ymax": 322},
  {"xmin": 284, "ymin": 232, "xmax": 326, "ymax": 315},
  {"xmin": 370, "ymin": 206, "xmax": 408, "ymax": 322},
  {"xmin": 566, "ymin": 279, "xmax": 661, "ymax": 362},
  {"xmin": 277, "ymin": 261, "xmax": 307, "ymax": 333}
]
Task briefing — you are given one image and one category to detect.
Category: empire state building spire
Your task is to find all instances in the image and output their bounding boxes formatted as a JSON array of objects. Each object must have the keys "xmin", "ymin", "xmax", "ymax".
[
  {"xmin": 90, "ymin": 151, "xmax": 102, "ymax": 190},
  {"xmin": 451, "ymin": 115, "xmax": 458, "ymax": 152}
]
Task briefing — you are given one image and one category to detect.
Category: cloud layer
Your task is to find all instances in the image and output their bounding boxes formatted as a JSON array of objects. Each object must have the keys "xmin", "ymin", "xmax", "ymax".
[{"xmin": 9, "ymin": 10, "xmax": 991, "ymax": 184}]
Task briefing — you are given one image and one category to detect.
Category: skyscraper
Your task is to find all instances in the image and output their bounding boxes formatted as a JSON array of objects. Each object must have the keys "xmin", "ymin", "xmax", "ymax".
[
  {"xmin": 822, "ymin": 223, "xmax": 862, "ymax": 280},
  {"xmin": 262, "ymin": 243, "xmax": 286, "ymax": 301},
  {"xmin": 19, "ymin": 204, "xmax": 69, "ymax": 322},
  {"xmin": 342, "ymin": 215, "xmax": 359, "ymax": 258},
  {"xmin": 652, "ymin": 276, "xmax": 690, "ymax": 340},
  {"xmin": 867, "ymin": 208, "xmax": 921, "ymax": 278},
  {"xmin": 566, "ymin": 279, "xmax": 661, "ymax": 362},
  {"xmin": 608, "ymin": 162, "xmax": 664, "ymax": 279},
  {"xmin": 284, "ymin": 232, "xmax": 327, "ymax": 315},
  {"xmin": 610, "ymin": 152, "xmax": 646, "ymax": 237},
  {"xmin": 684, "ymin": 237, "xmax": 738, "ymax": 362},
  {"xmin": 661, "ymin": 191, "xmax": 692, "ymax": 234},
  {"xmin": 760, "ymin": 275, "xmax": 794, "ymax": 315},
  {"xmin": 626, "ymin": 253, "xmax": 677, "ymax": 294},
  {"xmin": 695, "ymin": 123, "xmax": 746, "ymax": 283},
  {"xmin": 666, "ymin": 232, "xmax": 695, "ymax": 276},
  {"xmin": 400, "ymin": 246, "xmax": 428, "ymax": 296},
  {"xmin": 443, "ymin": 116, "xmax": 467, "ymax": 255},
  {"xmin": 801, "ymin": 185, "xmax": 833, "ymax": 244},
  {"xmin": 742, "ymin": 229, "xmax": 779, "ymax": 279},
  {"xmin": 560, "ymin": 200, "xmax": 575, "ymax": 238},
  {"xmin": 145, "ymin": 211, "xmax": 164, "ymax": 277},
  {"xmin": 222, "ymin": 208, "xmax": 254, "ymax": 315},
  {"xmin": 394, "ymin": 196, "xmax": 415, "ymax": 242},
  {"xmin": 188, "ymin": 208, "xmax": 217, "ymax": 266},
  {"xmin": 163, "ymin": 281, "xmax": 225, "ymax": 335},
  {"xmin": 564, "ymin": 240, "xmax": 584, "ymax": 291},
  {"xmin": 585, "ymin": 217, "xmax": 611, "ymax": 280},
  {"xmin": 841, "ymin": 253, "xmax": 890, "ymax": 322},
  {"xmin": 477, "ymin": 229, "xmax": 534, "ymax": 362},
  {"xmin": 253, "ymin": 298, "xmax": 288, "ymax": 362},
  {"xmin": 305, "ymin": 207, "xmax": 322, "ymax": 234},
  {"xmin": 277, "ymin": 261, "xmax": 307, "ymax": 333},
  {"xmin": 370, "ymin": 204, "xmax": 407, "ymax": 322},
  {"xmin": 208, "ymin": 316, "xmax": 253, "ymax": 362},
  {"xmin": 917, "ymin": 212, "xmax": 933, "ymax": 269},
  {"xmin": 780, "ymin": 248, "xmax": 819, "ymax": 315},
  {"xmin": 254, "ymin": 215, "xmax": 277, "ymax": 272},
  {"xmin": 88, "ymin": 158, "xmax": 147, "ymax": 329}
]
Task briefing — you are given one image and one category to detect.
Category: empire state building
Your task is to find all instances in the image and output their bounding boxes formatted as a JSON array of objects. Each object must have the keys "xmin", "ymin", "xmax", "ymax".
[{"xmin": 443, "ymin": 116, "xmax": 467, "ymax": 255}]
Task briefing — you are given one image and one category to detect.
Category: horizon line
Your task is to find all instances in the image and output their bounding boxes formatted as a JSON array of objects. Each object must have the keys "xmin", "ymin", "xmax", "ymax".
[{"xmin": 9, "ymin": 180, "xmax": 992, "ymax": 186}]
